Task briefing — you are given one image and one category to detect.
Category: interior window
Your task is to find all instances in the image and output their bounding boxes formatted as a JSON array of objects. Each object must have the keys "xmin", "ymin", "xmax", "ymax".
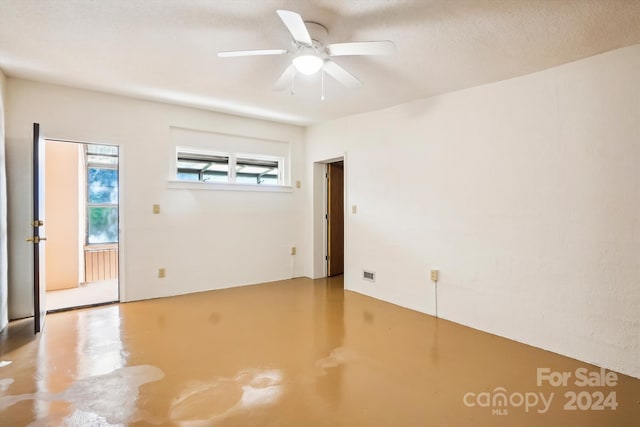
[
  {"xmin": 176, "ymin": 149, "xmax": 282, "ymax": 186},
  {"xmin": 177, "ymin": 152, "xmax": 229, "ymax": 183},
  {"xmin": 235, "ymin": 157, "xmax": 279, "ymax": 185}
]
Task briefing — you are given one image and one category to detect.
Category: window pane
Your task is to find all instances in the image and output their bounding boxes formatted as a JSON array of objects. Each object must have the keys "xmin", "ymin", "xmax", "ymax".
[
  {"xmin": 176, "ymin": 152, "xmax": 229, "ymax": 183},
  {"xmin": 89, "ymin": 168, "xmax": 118, "ymax": 203},
  {"xmin": 88, "ymin": 207, "xmax": 118, "ymax": 244},
  {"xmin": 202, "ymin": 170, "xmax": 229, "ymax": 183},
  {"xmin": 236, "ymin": 157, "xmax": 279, "ymax": 185},
  {"xmin": 259, "ymin": 175, "xmax": 279, "ymax": 185},
  {"xmin": 87, "ymin": 145, "xmax": 118, "ymax": 156},
  {"xmin": 177, "ymin": 172, "xmax": 199, "ymax": 181},
  {"xmin": 87, "ymin": 144, "xmax": 118, "ymax": 167},
  {"xmin": 235, "ymin": 175, "xmax": 259, "ymax": 184},
  {"xmin": 177, "ymin": 161, "xmax": 208, "ymax": 170}
]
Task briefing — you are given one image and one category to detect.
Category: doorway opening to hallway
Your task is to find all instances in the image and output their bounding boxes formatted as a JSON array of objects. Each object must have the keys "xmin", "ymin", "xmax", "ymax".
[{"xmin": 326, "ymin": 160, "xmax": 344, "ymax": 277}]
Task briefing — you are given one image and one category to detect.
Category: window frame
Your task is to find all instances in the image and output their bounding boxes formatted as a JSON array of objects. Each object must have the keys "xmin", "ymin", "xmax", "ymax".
[
  {"xmin": 234, "ymin": 152, "xmax": 283, "ymax": 186},
  {"xmin": 171, "ymin": 146, "xmax": 289, "ymax": 192},
  {"xmin": 176, "ymin": 149, "xmax": 231, "ymax": 183},
  {"xmin": 85, "ymin": 145, "xmax": 119, "ymax": 245}
]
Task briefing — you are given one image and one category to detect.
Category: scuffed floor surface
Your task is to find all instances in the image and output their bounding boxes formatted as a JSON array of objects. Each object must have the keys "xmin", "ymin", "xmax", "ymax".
[{"xmin": 1, "ymin": 277, "xmax": 639, "ymax": 426}]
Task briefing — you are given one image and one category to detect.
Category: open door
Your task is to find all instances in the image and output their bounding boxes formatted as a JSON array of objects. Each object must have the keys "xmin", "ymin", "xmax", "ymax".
[
  {"xmin": 30, "ymin": 123, "xmax": 46, "ymax": 333},
  {"xmin": 327, "ymin": 161, "xmax": 344, "ymax": 276}
]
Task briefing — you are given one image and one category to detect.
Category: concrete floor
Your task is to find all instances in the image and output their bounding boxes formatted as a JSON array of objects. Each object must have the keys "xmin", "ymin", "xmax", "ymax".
[
  {"xmin": 0, "ymin": 276, "xmax": 638, "ymax": 426},
  {"xmin": 46, "ymin": 280, "xmax": 119, "ymax": 312}
]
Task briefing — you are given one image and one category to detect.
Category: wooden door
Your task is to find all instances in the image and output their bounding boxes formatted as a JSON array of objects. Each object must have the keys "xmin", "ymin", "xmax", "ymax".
[
  {"xmin": 327, "ymin": 161, "xmax": 344, "ymax": 276},
  {"xmin": 31, "ymin": 123, "xmax": 47, "ymax": 333}
]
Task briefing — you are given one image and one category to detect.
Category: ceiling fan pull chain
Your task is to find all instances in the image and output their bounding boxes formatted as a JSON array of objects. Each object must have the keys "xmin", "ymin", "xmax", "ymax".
[
  {"xmin": 321, "ymin": 64, "xmax": 325, "ymax": 101},
  {"xmin": 291, "ymin": 66, "xmax": 296, "ymax": 95}
]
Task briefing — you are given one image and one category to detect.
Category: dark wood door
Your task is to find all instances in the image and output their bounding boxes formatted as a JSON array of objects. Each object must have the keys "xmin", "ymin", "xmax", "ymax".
[
  {"xmin": 31, "ymin": 123, "xmax": 46, "ymax": 333},
  {"xmin": 327, "ymin": 161, "xmax": 344, "ymax": 276}
]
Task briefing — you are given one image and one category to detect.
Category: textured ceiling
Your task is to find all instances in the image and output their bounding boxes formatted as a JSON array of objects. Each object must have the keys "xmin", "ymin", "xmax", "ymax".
[{"xmin": 0, "ymin": 0, "xmax": 638, "ymax": 125}]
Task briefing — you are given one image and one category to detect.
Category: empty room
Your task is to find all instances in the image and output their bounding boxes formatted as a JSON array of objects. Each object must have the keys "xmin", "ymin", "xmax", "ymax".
[{"xmin": 0, "ymin": 1, "xmax": 639, "ymax": 426}]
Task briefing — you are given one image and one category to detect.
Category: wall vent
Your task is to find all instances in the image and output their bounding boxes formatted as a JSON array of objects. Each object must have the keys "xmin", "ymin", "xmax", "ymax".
[{"xmin": 363, "ymin": 270, "xmax": 375, "ymax": 282}]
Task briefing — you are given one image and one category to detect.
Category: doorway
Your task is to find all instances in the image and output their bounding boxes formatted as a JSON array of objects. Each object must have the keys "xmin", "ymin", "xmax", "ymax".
[
  {"xmin": 44, "ymin": 140, "xmax": 120, "ymax": 311},
  {"xmin": 327, "ymin": 161, "xmax": 344, "ymax": 277}
]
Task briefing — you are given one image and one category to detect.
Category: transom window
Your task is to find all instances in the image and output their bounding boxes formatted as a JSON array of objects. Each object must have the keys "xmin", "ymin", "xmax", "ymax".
[
  {"xmin": 236, "ymin": 157, "xmax": 279, "ymax": 185},
  {"xmin": 176, "ymin": 149, "xmax": 282, "ymax": 186},
  {"xmin": 177, "ymin": 152, "xmax": 229, "ymax": 183}
]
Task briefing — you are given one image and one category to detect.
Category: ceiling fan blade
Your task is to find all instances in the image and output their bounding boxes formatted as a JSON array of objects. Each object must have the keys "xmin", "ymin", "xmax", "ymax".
[
  {"xmin": 328, "ymin": 41, "xmax": 395, "ymax": 56},
  {"xmin": 273, "ymin": 65, "xmax": 295, "ymax": 91},
  {"xmin": 218, "ymin": 49, "xmax": 288, "ymax": 58},
  {"xmin": 323, "ymin": 60, "xmax": 362, "ymax": 89},
  {"xmin": 276, "ymin": 10, "xmax": 312, "ymax": 46}
]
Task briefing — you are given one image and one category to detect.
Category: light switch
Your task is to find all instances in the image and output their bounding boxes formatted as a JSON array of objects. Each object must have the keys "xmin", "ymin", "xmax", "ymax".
[
  {"xmin": 153, "ymin": 204, "xmax": 160, "ymax": 214},
  {"xmin": 352, "ymin": 205, "xmax": 357, "ymax": 214},
  {"xmin": 296, "ymin": 180, "xmax": 301, "ymax": 189}
]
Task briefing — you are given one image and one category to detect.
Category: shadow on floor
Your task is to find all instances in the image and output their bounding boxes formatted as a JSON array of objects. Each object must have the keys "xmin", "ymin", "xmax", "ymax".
[{"xmin": 0, "ymin": 318, "xmax": 36, "ymax": 355}]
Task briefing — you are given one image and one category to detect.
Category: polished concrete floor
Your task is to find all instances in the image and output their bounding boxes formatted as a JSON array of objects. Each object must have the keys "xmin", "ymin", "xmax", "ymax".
[
  {"xmin": 46, "ymin": 279, "xmax": 119, "ymax": 311},
  {"xmin": 0, "ymin": 277, "xmax": 638, "ymax": 426}
]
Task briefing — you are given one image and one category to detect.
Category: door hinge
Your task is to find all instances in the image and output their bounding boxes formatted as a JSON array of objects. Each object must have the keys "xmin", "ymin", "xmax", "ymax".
[
  {"xmin": 32, "ymin": 220, "xmax": 44, "ymax": 227},
  {"xmin": 325, "ymin": 255, "xmax": 329, "ymax": 261},
  {"xmin": 325, "ymin": 213, "xmax": 329, "ymax": 220},
  {"xmin": 27, "ymin": 236, "xmax": 47, "ymax": 244}
]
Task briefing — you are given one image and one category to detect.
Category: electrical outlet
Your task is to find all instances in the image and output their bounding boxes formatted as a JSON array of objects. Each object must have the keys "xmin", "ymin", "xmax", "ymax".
[
  {"xmin": 296, "ymin": 180, "xmax": 301, "ymax": 189},
  {"xmin": 158, "ymin": 268, "xmax": 166, "ymax": 278},
  {"xmin": 291, "ymin": 246, "xmax": 297, "ymax": 255},
  {"xmin": 430, "ymin": 269, "xmax": 439, "ymax": 283}
]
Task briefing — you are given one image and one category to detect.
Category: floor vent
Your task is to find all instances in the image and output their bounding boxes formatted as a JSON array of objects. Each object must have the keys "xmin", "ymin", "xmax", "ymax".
[{"xmin": 363, "ymin": 270, "xmax": 375, "ymax": 282}]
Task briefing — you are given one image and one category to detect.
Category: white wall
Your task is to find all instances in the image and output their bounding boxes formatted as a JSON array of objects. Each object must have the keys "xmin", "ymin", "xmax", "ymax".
[
  {"xmin": 5, "ymin": 79, "xmax": 307, "ymax": 318},
  {"xmin": 0, "ymin": 69, "xmax": 8, "ymax": 331},
  {"xmin": 305, "ymin": 45, "xmax": 640, "ymax": 378}
]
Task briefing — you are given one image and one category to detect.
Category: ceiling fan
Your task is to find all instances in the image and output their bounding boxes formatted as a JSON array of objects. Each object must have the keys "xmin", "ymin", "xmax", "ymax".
[{"xmin": 217, "ymin": 10, "xmax": 395, "ymax": 95}]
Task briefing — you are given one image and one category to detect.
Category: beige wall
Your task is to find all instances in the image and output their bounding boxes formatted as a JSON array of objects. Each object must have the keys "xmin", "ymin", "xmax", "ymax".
[
  {"xmin": 306, "ymin": 44, "xmax": 640, "ymax": 378},
  {"xmin": 0, "ymin": 69, "xmax": 7, "ymax": 331},
  {"xmin": 5, "ymin": 79, "xmax": 306, "ymax": 318},
  {"xmin": 45, "ymin": 141, "xmax": 81, "ymax": 290}
]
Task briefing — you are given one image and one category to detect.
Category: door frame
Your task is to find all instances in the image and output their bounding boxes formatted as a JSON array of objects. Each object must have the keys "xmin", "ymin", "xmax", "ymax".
[
  {"xmin": 312, "ymin": 155, "xmax": 346, "ymax": 279},
  {"xmin": 44, "ymin": 137, "xmax": 126, "ymax": 303},
  {"xmin": 32, "ymin": 123, "xmax": 46, "ymax": 333}
]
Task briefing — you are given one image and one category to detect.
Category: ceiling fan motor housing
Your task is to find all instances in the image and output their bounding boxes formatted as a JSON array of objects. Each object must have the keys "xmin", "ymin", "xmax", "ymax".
[{"xmin": 304, "ymin": 21, "xmax": 329, "ymax": 51}]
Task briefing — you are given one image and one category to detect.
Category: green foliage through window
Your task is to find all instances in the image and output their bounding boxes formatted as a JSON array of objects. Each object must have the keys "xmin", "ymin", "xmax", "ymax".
[
  {"xmin": 87, "ymin": 145, "xmax": 119, "ymax": 244},
  {"xmin": 88, "ymin": 206, "xmax": 118, "ymax": 244}
]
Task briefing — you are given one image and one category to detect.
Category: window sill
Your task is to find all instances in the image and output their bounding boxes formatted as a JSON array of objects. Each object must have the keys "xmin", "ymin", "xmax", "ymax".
[{"xmin": 167, "ymin": 180, "xmax": 293, "ymax": 193}]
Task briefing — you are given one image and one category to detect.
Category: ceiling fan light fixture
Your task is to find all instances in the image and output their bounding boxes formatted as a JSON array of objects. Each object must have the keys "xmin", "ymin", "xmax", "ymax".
[
  {"xmin": 220, "ymin": 10, "xmax": 392, "ymax": 91},
  {"xmin": 292, "ymin": 54, "xmax": 323, "ymax": 75}
]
